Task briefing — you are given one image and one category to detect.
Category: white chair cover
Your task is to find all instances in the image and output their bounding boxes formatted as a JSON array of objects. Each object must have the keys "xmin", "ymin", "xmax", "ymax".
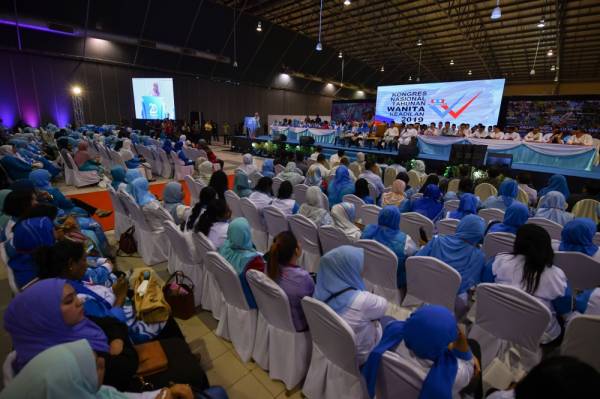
[
  {"xmin": 436, "ymin": 218, "xmax": 459, "ymax": 236},
  {"xmin": 383, "ymin": 167, "xmax": 398, "ymax": 187},
  {"xmin": 318, "ymin": 225, "xmax": 352, "ymax": 254},
  {"xmin": 301, "ymin": 297, "xmax": 368, "ymax": 399},
  {"xmin": 342, "ymin": 194, "xmax": 365, "ymax": 218},
  {"xmin": 468, "ymin": 283, "xmax": 551, "ymax": 371},
  {"xmin": 447, "ymin": 179, "xmax": 460, "ymax": 194},
  {"xmin": 274, "ymin": 164, "xmax": 285, "ymax": 175},
  {"xmin": 2, "ymin": 351, "xmax": 16, "ymax": 387},
  {"xmin": 247, "ymin": 270, "xmax": 311, "ymax": 388},
  {"xmin": 527, "ymin": 217, "xmax": 563, "ymax": 241},
  {"xmin": 157, "ymin": 148, "xmax": 173, "ymax": 179},
  {"xmin": 191, "ymin": 233, "xmax": 222, "ymax": 319},
  {"xmin": 272, "ymin": 177, "xmax": 284, "ymax": 197},
  {"xmin": 478, "ymin": 208, "xmax": 505, "ymax": 225},
  {"xmin": 293, "ymin": 184, "xmax": 309, "ymax": 204},
  {"xmin": 163, "ymin": 221, "xmax": 202, "ymax": 306},
  {"xmin": 171, "ymin": 152, "xmax": 194, "ymax": 181},
  {"xmin": 240, "ymin": 198, "xmax": 269, "ymax": 253},
  {"xmin": 207, "ymin": 251, "xmax": 257, "ymax": 362},
  {"xmin": 320, "ymin": 191, "xmax": 330, "ymax": 211},
  {"xmin": 561, "ymin": 315, "xmax": 600, "ymax": 372},
  {"xmin": 1, "ymin": 242, "xmax": 19, "ymax": 295},
  {"xmin": 248, "ymin": 171, "xmax": 263, "ymax": 189},
  {"xmin": 59, "ymin": 150, "xmax": 75, "ymax": 185},
  {"xmin": 107, "ymin": 186, "xmax": 132, "ymax": 238},
  {"xmin": 263, "ymin": 206, "xmax": 290, "ymax": 248},
  {"xmin": 183, "ymin": 147, "xmax": 201, "ymax": 161},
  {"xmin": 65, "ymin": 152, "xmax": 101, "ymax": 187},
  {"xmin": 289, "ymin": 214, "xmax": 321, "ymax": 273},
  {"xmin": 474, "ymin": 183, "xmax": 498, "ymax": 202},
  {"xmin": 594, "ymin": 232, "xmax": 600, "ymax": 246},
  {"xmin": 358, "ymin": 204, "xmax": 382, "ymax": 227},
  {"xmin": 400, "ymin": 212, "xmax": 434, "ymax": 243},
  {"xmin": 184, "ymin": 175, "xmax": 205, "ymax": 206},
  {"xmin": 367, "ymin": 183, "xmax": 378, "ymax": 203},
  {"xmin": 407, "ymin": 170, "xmax": 421, "ymax": 189},
  {"xmin": 444, "ymin": 199, "xmax": 460, "ymax": 213},
  {"xmin": 482, "ymin": 232, "xmax": 515, "ymax": 259},
  {"xmin": 355, "ymin": 240, "xmax": 402, "ymax": 307},
  {"xmin": 225, "ymin": 190, "xmax": 243, "ymax": 219},
  {"xmin": 403, "ymin": 256, "xmax": 461, "ymax": 312},
  {"xmin": 375, "ymin": 351, "xmax": 424, "ymax": 399},
  {"xmin": 553, "ymin": 251, "xmax": 600, "ymax": 291},
  {"xmin": 138, "ymin": 146, "xmax": 162, "ymax": 176},
  {"xmin": 108, "ymin": 149, "xmax": 127, "ymax": 169}
]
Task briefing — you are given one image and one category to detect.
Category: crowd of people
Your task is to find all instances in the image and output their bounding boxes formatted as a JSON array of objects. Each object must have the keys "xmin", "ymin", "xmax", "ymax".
[{"xmin": 1, "ymin": 121, "xmax": 600, "ymax": 398}]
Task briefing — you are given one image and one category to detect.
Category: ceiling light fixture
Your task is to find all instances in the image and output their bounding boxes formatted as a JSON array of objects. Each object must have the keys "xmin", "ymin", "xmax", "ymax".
[
  {"xmin": 316, "ymin": 0, "xmax": 324, "ymax": 51},
  {"xmin": 468, "ymin": 70, "xmax": 472, "ymax": 76},
  {"xmin": 338, "ymin": 51, "xmax": 343, "ymax": 58},
  {"xmin": 547, "ymin": 49, "xmax": 553, "ymax": 56},
  {"xmin": 490, "ymin": 0, "xmax": 501, "ymax": 20},
  {"xmin": 256, "ymin": 21, "xmax": 262, "ymax": 32},
  {"xmin": 71, "ymin": 86, "xmax": 82, "ymax": 96},
  {"xmin": 343, "ymin": 0, "xmax": 351, "ymax": 6},
  {"xmin": 380, "ymin": 65, "xmax": 384, "ymax": 72},
  {"xmin": 537, "ymin": 18, "xmax": 545, "ymax": 28},
  {"xmin": 416, "ymin": 38, "xmax": 423, "ymax": 46},
  {"xmin": 449, "ymin": 59, "xmax": 454, "ymax": 65}
]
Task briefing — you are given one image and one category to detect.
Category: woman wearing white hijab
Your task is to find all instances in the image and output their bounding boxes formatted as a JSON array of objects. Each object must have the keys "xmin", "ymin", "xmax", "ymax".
[
  {"xmin": 331, "ymin": 202, "xmax": 361, "ymax": 241},
  {"xmin": 412, "ymin": 160, "xmax": 427, "ymax": 181},
  {"xmin": 119, "ymin": 139, "xmax": 152, "ymax": 180},
  {"xmin": 238, "ymin": 153, "xmax": 258, "ymax": 176},
  {"xmin": 196, "ymin": 160, "xmax": 214, "ymax": 185},
  {"xmin": 276, "ymin": 162, "xmax": 305, "ymax": 185},
  {"xmin": 298, "ymin": 186, "xmax": 333, "ymax": 227}
]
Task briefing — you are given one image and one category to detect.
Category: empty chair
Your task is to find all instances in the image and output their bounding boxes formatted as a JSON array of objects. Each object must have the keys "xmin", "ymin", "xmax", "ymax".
[
  {"xmin": 343, "ymin": 194, "xmax": 366, "ymax": 215},
  {"xmin": 478, "ymin": 208, "xmax": 505, "ymax": 225},
  {"xmin": 240, "ymin": 198, "xmax": 269, "ymax": 253},
  {"xmin": 474, "ymin": 183, "xmax": 498, "ymax": 202},
  {"xmin": 572, "ymin": 199, "xmax": 600, "ymax": 224},
  {"xmin": 191, "ymin": 232, "xmax": 222, "ymax": 319},
  {"xmin": 553, "ymin": 251, "xmax": 600, "ymax": 291},
  {"xmin": 403, "ymin": 256, "xmax": 461, "ymax": 312},
  {"xmin": 444, "ymin": 199, "xmax": 460, "ymax": 213},
  {"xmin": 482, "ymin": 232, "xmax": 515, "ymax": 259},
  {"xmin": 301, "ymin": 297, "xmax": 369, "ymax": 399},
  {"xmin": 289, "ymin": 214, "xmax": 321, "ymax": 273},
  {"xmin": 246, "ymin": 270, "xmax": 311, "ymax": 388},
  {"xmin": 561, "ymin": 315, "xmax": 600, "ymax": 372},
  {"xmin": 225, "ymin": 190, "xmax": 243, "ymax": 219},
  {"xmin": 107, "ymin": 186, "xmax": 132, "ymax": 238},
  {"xmin": 157, "ymin": 148, "xmax": 173, "ymax": 179},
  {"xmin": 527, "ymin": 217, "xmax": 563, "ymax": 241},
  {"xmin": 436, "ymin": 218, "xmax": 459, "ymax": 235},
  {"xmin": 319, "ymin": 225, "xmax": 352, "ymax": 254},
  {"xmin": 293, "ymin": 183, "xmax": 309, "ymax": 204},
  {"xmin": 206, "ymin": 251, "xmax": 257, "ymax": 362},
  {"xmin": 63, "ymin": 152, "xmax": 100, "ymax": 188},
  {"xmin": 355, "ymin": 239, "xmax": 401, "ymax": 306},
  {"xmin": 263, "ymin": 206, "xmax": 290, "ymax": 247},
  {"xmin": 359, "ymin": 204, "xmax": 382, "ymax": 227},
  {"xmin": 447, "ymin": 178, "xmax": 460, "ymax": 194},
  {"xmin": 400, "ymin": 212, "xmax": 434, "ymax": 244},
  {"xmin": 163, "ymin": 221, "xmax": 202, "ymax": 306}
]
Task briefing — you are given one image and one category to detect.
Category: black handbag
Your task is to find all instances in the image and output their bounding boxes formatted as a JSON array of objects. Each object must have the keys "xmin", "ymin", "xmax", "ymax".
[{"xmin": 163, "ymin": 271, "xmax": 196, "ymax": 320}]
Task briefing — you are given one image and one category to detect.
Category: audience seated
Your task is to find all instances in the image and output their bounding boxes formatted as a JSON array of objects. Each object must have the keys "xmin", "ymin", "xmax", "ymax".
[
  {"xmin": 412, "ymin": 160, "xmax": 427, "ymax": 181},
  {"xmin": 261, "ymin": 158, "xmax": 275, "ymax": 178},
  {"xmin": 482, "ymin": 179, "xmax": 519, "ymax": 211},
  {"xmin": 410, "ymin": 184, "xmax": 444, "ymax": 221},
  {"xmin": 208, "ymin": 170, "xmax": 228, "ymax": 200},
  {"xmin": 327, "ymin": 165, "xmax": 355, "ymax": 206},
  {"xmin": 196, "ymin": 160, "xmax": 214, "ymax": 185},
  {"xmin": 418, "ymin": 175, "xmax": 440, "ymax": 195},
  {"xmin": 304, "ymin": 164, "xmax": 324, "ymax": 188},
  {"xmin": 183, "ymin": 186, "xmax": 217, "ymax": 232},
  {"xmin": 534, "ymin": 191, "xmax": 573, "ymax": 226},
  {"xmin": 124, "ymin": 169, "xmax": 142, "ymax": 195},
  {"xmin": 162, "ymin": 182, "xmax": 189, "ymax": 225},
  {"xmin": 131, "ymin": 177, "xmax": 172, "ymax": 231},
  {"xmin": 298, "ymin": 186, "xmax": 333, "ymax": 226},
  {"xmin": 330, "ymin": 203, "xmax": 361, "ymax": 241},
  {"xmin": 194, "ymin": 199, "xmax": 231, "ymax": 249},
  {"xmin": 560, "ymin": 218, "xmax": 600, "ymax": 261},
  {"xmin": 238, "ymin": 153, "xmax": 258, "ymax": 175},
  {"xmin": 233, "ymin": 169, "xmax": 252, "ymax": 198},
  {"xmin": 381, "ymin": 179, "xmax": 406, "ymax": 206},
  {"xmin": 354, "ymin": 178, "xmax": 375, "ymax": 204},
  {"xmin": 359, "ymin": 161, "xmax": 385, "ymax": 200},
  {"xmin": 276, "ymin": 162, "xmax": 304, "ymax": 185},
  {"xmin": 539, "ymin": 174, "xmax": 570, "ymax": 199},
  {"xmin": 248, "ymin": 176, "xmax": 274, "ymax": 212},
  {"xmin": 567, "ymin": 180, "xmax": 600, "ymax": 211},
  {"xmin": 488, "ymin": 202, "xmax": 529, "ymax": 234},
  {"xmin": 517, "ymin": 172, "xmax": 537, "ymax": 206},
  {"xmin": 73, "ymin": 141, "xmax": 102, "ymax": 172},
  {"xmin": 447, "ymin": 193, "xmax": 479, "ymax": 220},
  {"xmin": 271, "ymin": 180, "xmax": 299, "ymax": 215},
  {"xmin": 110, "ymin": 166, "xmax": 127, "ymax": 192}
]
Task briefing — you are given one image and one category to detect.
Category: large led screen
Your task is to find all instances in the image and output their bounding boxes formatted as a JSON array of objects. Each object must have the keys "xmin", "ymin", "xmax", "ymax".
[{"xmin": 132, "ymin": 78, "xmax": 175, "ymax": 120}]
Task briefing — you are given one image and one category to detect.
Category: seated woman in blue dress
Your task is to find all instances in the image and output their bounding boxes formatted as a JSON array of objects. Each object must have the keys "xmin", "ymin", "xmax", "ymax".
[
  {"xmin": 0, "ymin": 144, "xmax": 32, "ymax": 180},
  {"xmin": 487, "ymin": 202, "xmax": 529, "ymax": 235},
  {"xmin": 13, "ymin": 139, "xmax": 61, "ymax": 178},
  {"xmin": 481, "ymin": 179, "xmax": 519, "ymax": 211},
  {"xmin": 174, "ymin": 141, "xmax": 194, "ymax": 166},
  {"xmin": 328, "ymin": 165, "xmax": 355, "ymax": 206},
  {"xmin": 534, "ymin": 191, "xmax": 574, "ymax": 226},
  {"xmin": 409, "ymin": 184, "xmax": 444, "ymax": 221},
  {"xmin": 354, "ymin": 178, "xmax": 375, "ymax": 204},
  {"xmin": 446, "ymin": 193, "xmax": 479, "ymax": 220}
]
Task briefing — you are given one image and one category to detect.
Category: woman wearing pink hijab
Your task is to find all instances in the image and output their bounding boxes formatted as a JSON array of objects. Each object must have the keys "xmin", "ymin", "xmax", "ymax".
[{"xmin": 73, "ymin": 141, "xmax": 101, "ymax": 172}]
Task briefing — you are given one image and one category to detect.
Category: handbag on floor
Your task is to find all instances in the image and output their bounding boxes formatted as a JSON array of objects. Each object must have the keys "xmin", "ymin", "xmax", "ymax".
[
  {"xmin": 133, "ymin": 269, "xmax": 171, "ymax": 323},
  {"xmin": 118, "ymin": 226, "xmax": 137, "ymax": 254},
  {"xmin": 163, "ymin": 271, "xmax": 196, "ymax": 320},
  {"xmin": 134, "ymin": 340, "xmax": 168, "ymax": 377}
]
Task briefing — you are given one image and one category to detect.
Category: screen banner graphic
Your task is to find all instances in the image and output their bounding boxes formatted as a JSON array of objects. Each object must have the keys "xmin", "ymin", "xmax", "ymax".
[{"xmin": 132, "ymin": 78, "xmax": 175, "ymax": 120}]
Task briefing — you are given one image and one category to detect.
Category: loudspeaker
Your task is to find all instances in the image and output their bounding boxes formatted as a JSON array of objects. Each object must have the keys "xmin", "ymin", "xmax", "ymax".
[
  {"xmin": 299, "ymin": 136, "xmax": 315, "ymax": 146},
  {"xmin": 273, "ymin": 134, "xmax": 287, "ymax": 143}
]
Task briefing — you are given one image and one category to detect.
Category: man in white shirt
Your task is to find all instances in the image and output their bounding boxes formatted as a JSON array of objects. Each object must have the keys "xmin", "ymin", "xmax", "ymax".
[
  {"xmin": 473, "ymin": 124, "xmax": 489, "ymax": 139},
  {"xmin": 424, "ymin": 122, "xmax": 441, "ymax": 136},
  {"xmin": 503, "ymin": 127, "xmax": 522, "ymax": 141},
  {"xmin": 310, "ymin": 146, "xmax": 323, "ymax": 161},
  {"xmin": 358, "ymin": 161, "xmax": 385, "ymax": 198},
  {"xmin": 460, "ymin": 124, "xmax": 473, "ymax": 138},
  {"xmin": 489, "ymin": 126, "xmax": 504, "ymax": 140},
  {"xmin": 567, "ymin": 130, "xmax": 594, "ymax": 146},
  {"xmin": 399, "ymin": 123, "xmax": 418, "ymax": 145},
  {"xmin": 524, "ymin": 128, "xmax": 543, "ymax": 142},
  {"xmin": 329, "ymin": 149, "xmax": 345, "ymax": 166},
  {"xmin": 382, "ymin": 122, "xmax": 400, "ymax": 149}
]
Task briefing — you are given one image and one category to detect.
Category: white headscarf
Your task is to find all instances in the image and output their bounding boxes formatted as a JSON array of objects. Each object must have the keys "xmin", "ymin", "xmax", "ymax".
[
  {"xmin": 237, "ymin": 153, "xmax": 257, "ymax": 175},
  {"xmin": 197, "ymin": 160, "xmax": 213, "ymax": 184},
  {"xmin": 119, "ymin": 139, "xmax": 135, "ymax": 161},
  {"xmin": 298, "ymin": 186, "xmax": 329, "ymax": 225},
  {"xmin": 331, "ymin": 203, "xmax": 361, "ymax": 240}
]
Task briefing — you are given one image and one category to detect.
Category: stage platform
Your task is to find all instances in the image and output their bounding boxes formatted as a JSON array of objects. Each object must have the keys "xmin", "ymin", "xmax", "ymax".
[{"xmin": 233, "ymin": 135, "xmax": 600, "ymax": 181}]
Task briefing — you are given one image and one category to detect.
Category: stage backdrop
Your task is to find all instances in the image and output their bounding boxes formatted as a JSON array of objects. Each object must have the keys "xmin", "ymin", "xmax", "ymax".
[
  {"xmin": 331, "ymin": 99, "xmax": 375, "ymax": 122},
  {"xmin": 376, "ymin": 79, "xmax": 505, "ymax": 126}
]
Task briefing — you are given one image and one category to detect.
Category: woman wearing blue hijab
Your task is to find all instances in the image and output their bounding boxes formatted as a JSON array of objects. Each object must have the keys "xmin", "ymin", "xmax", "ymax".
[
  {"xmin": 361, "ymin": 206, "xmax": 418, "ymax": 288},
  {"xmin": 313, "ymin": 245, "xmax": 388, "ymax": 364},
  {"xmin": 131, "ymin": 177, "xmax": 157, "ymax": 206},
  {"xmin": 124, "ymin": 169, "xmax": 142, "ymax": 195},
  {"xmin": 411, "ymin": 184, "xmax": 444, "ymax": 221},
  {"xmin": 174, "ymin": 141, "xmax": 194, "ymax": 165},
  {"xmin": 361, "ymin": 305, "xmax": 475, "ymax": 399},
  {"xmin": 131, "ymin": 177, "xmax": 172, "ymax": 232},
  {"xmin": 417, "ymin": 215, "xmax": 486, "ymax": 297},
  {"xmin": 539, "ymin": 174, "xmax": 570, "ymax": 199},
  {"xmin": 110, "ymin": 166, "xmax": 126, "ymax": 191},
  {"xmin": 447, "ymin": 193, "xmax": 479, "ymax": 220},
  {"xmin": 327, "ymin": 165, "xmax": 355, "ymax": 206},
  {"xmin": 535, "ymin": 191, "xmax": 574, "ymax": 226},
  {"xmin": 162, "ymin": 139, "xmax": 173, "ymax": 154},
  {"xmin": 233, "ymin": 169, "xmax": 252, "ymax": 198},
  {"xmin": 162, "ymin": 182, "xmax": 189, "ymax": 225},
  {"xmin": 488, "ymin": 202, "xmax": 530, "ymax": 234},
  {"xmin": 560, "ymin": 218, "xmax": 599, "ymax": 260},
  {"xmin": 482, "ymin": 179, "xmax": 518, "ymax": 210},
  {"xmin": 261, "ymin": 159, "xmax": 275, "ymax": 178},
  {"xmin": 219, "ymin": 217, "xmax": 266, "ymax": 308}
]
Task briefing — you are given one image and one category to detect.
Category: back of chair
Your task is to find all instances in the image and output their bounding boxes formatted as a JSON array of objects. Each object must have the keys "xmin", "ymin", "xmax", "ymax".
[
  {"xmin": 274, "ymin": 164, "xmax": 285, "ymax": 175},
  {"xmin": 206, "ymin": 251, "xmax": 249, "ymax": 310},
  {"xmin": 376, "ymin": 352, "xmax": 423, "ymax": 399},
  {"xmin": 594, "ymin": 233, "xmax": 600, "ymax": 247},
  {"xmin": 293, "ymin": 183, "xmax": 309, "ymax": 204},
  {"xmin": 561, "ymin": 315, "xmax": 600, "ymax": 372},
  {"xmin": 482, "ymin": 232, "xmax": 515, "ymax": 258},
  {"xmin": 436, "ymin": 218, "xmax": 459, "ymax": 235},
  {"xmin": 553, "ymin": 251, "xmax": 600, "ymax": 291},
  {"xmin": 473, "ymin": 283, "xmax": 551, "ymax": 352},
  {"xmin": 474, "ymin": 183, "xmax": 498, "ymax": 202},
  {"xmin": 407, "ymin": 170, "xmax": 421, "ymax": 188},
  {"xmin": 272, "ymin": 177, "xmax": 284, "ymax": 197},
  {"xmin": 108, "ymin": 186, "xmax": 129, "ymax": 216},
  {"xmin": 343, "ymin": 194, "xmax": 365, "ymax": 213},
  {"xmin": 355, "ymin": 240, "xmax": 398, "ymax": 292},
  {"xmin": 478, "ymin": 208, "xmax": 505, "ymax": 225},
  {"xmin": 444, "ymin": 199, "xmax": 460, "ymax": 213},
  {"xmin": 301, "ymin": 297, "xmax": 360, "ymax": 376},
  {"xmin": 404, "ymin": 256, "xmax": 461, "ymax": 311},
  {"xmin": 263, "ymin": 206, "xmax": 289, "ymax": 238},
  {"xmin": 246, "ymin": 270, "xmax": 296, "ymax": 332},
  {"xmin": 192, "ymin": 231, "xmax": 216, "ymax": 262},
  {"xmin": 240, "ymin": 198, "xmax": 266, "ymax": 232},
  {"xmin": 359, "ymin": 204, "xmax": 382, "ymax": 227},
  {"xmin": 225, "ymin": 190, "xmax": 243, "ymax": 219},
  {"xmin": 289, "ymin": 214, "xmax": 321, "ymax": 255},
  {"xmin": 184, "ymin": 175, "xmax": 200, "ymax": 204},
  {"xmin": 526, "ymin": 217, "xmax": 563, "ymax": 241},
  {"xmin": 447, "ymin": 178, "xmax": 460, "ymax": 194},
  {"xmin": 249, "ymin": 171, "xmax": 263, "ymax": 189},
  {"xmin": 319, "ymin": 225, "xmax": 352, "ymax": 254},
  {"xmin": 163, "ymin": 220, "xmax": 196, "ymax": 264},
  {"xmin": 517, "ymin": 187, "xmax": 529, "ymax": 204},
  {"xmin": 572, "ymin": 199, "xmax": 600, "ymax": 224},
  {"xmin": 383, "ymin": 167, "xmax": 397, "ymax": 187},
  {"xmin": 349, "ymin": 162, "xmax": 361, "ymax": 178},
  {"xmin": 320, "ymin": 190, "xmax": 330, "ymax": 211},
  {"xmin": 400, "ymin": 212, "xmax": 434, "ymax": 243}
]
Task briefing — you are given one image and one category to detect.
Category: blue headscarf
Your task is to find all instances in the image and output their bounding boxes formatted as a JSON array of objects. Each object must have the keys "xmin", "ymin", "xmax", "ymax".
[
  {"xmin": 498, "ymin": 179, "xmax": 518, "ymax": 208},
  {"xmin": 560, "ymin": 218, "xmax": 598, "ymax": 256},
  {"xmin": 416, "ymin": 214, "xmax": 485, "ymax": 294},
  {"xmin": 361, "ymin": 206, "xmax": 408, "ymax": 287},
  {"xmin": 131, "ymin": 177, "xmax": 156, "ymax": 206},
  {"xmin": 162, "ymin": 139, "xmax": 173, "ymax": 154},
  {"xmin": 539, "ymin": 174, "xmax": 570, "ymax": 199},
  {"xmin": 488, "ymin": 202, "xmax": 529, "ymax": 234},
  {"xmin": 110, "ymin": 166, "xmax": 126, "ymax": 191},
  {"xmin": 412, "ymin": 184, "xmax": 443, "ymax": 221},
  {"xmin": 261, "ymin": 159, "xmax": 275, "ymax": 178},
  {"xmin": 313, "ymin": 245, "xmax": 365, "ymax": 313},
  {"xmin": 448, "ymin": 193, "xmax": 478, "ymax": 220},
  {"xmin": 233, "ymin": 170, "xmax": 252, "ymax": 198},
  {"xmin": 125, "ymin": 169, "xmax": 142, "ymax": 195},
  {"xmin": 328, "ymin": 166, "xmax": 355, "ymax": 206},
  {"xmin": 361, "ymin": 305, "xmax": 470, "ymax": 399},
  {"xmin": 305, "ymin": 166, "xmax": 323, "ymax": 187},
  {"xmin": 174, "ymin": 141, "xmax": 183, "ymax": 152},
  {"xmin": 535, "ymin": 191, "xmax": 572, "ymax": 226},
  {"xmin": 29, "ymin": 169, "xmax": 52, "ymax": 190},
  {"xmin": 163, "ymin": 182, "xmax": 184, "ymax": 222}
]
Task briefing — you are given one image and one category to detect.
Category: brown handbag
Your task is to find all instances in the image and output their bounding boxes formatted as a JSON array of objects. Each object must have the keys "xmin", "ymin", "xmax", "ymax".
[
  {"xmin": 118, "ymin": 226, "xmax": 137, "ymax": 255},
  {"xmin": 134, "ymin": 340, "xmax": 168, "ymax": 377},
  {"xmin": 163, "ymin": 271, "xmax": 196, "ymax": 320}
]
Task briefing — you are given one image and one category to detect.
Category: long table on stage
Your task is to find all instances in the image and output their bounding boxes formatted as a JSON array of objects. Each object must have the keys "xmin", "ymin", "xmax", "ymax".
[
  {"xmin": 270, "ymin": 126, "xmax": 337, "ymax": 144},
  {"xmin": 417, "ymin": 136, "xmax": 598, "ymax": 171}
]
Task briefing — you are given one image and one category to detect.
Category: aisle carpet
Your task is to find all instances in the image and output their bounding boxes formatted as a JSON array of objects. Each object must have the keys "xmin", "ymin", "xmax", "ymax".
[{"xmin": 67, "ymin": 175, "xmax": 234, "ymax": 232}]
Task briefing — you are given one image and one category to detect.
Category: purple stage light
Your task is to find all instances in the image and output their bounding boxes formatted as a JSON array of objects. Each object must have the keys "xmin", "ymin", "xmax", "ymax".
[{"xmin": 0, "ymin": 19, "xmax": 77, "ymax": 36}]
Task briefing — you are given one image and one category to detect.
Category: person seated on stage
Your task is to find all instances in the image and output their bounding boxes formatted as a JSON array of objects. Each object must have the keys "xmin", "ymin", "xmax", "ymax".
[
  {"xmin": 524, "ymin": 127, "xmax": 543, "ymax": 142},
  {"xmin": 398, "ymin": 123, "xmax": 418, "ymax": 146},
  {"xmin": 437, "ymin": 121, "xmax": 444, "ymax": 132},
  {"xmin": 549, "ymin": 128, "xmax": 565, "ymax": 144},
  {"xmin": 414, "ymin": 122, "xmax": 422, "ymax": 135},
  {"xmin": 473, "ymin": 124, "xmax": 489, "ymax": 139},
  {"xmin": 382, "ymin": 122, "xmax": 399, "ymax": 148},
  {"xmin": 534, "ymin": 191, "xmax": 574, "ymax": 226},
  {"xmin": 567, "ymin": 129, "xmax": 593, "ymax": 146},
  {"xmin": 460, "ymin": 123, "xmax": 473, "ymax": 138},
  {"xmin": 489, "ymin": 126, "xmax": 505, "ymax": 140},
  {"xmin": 330, "ymin": 149, "xmax": 345, "ymax": 166},
  {"xmin": 359, "ymin": 161, "xmax": 385, "ymax": 200},
  {"xmin": 440, "ymin": 121, "xmax": 452, "ymax": 136},
  {"xmin": 424, "ymin": 122, "xmax": 440, "ymax": 136},
  {"xmin": 503, "ymin": 127, "xmax": 522, "ymax": 141},
  {"xmin": 310, "ymin": 145, "xmax": 323, "ymax": 161}
]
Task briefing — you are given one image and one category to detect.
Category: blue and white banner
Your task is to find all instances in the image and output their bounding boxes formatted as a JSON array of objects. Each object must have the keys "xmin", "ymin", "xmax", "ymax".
[{"xmin": 376, "ymin": 79, "xmax": 505, "ymax": 126}]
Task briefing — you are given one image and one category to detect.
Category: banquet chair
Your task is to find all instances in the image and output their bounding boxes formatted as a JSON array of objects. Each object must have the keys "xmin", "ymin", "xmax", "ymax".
[
  {"xmin": 482, "ymin": 232, "xmax": 515, "ymax": 259},
  {"xmin": 553, "ymin": 251, "xmax": 600, "ymax": 291},
  {"xmin": 318, "ymin": 225, "xmax": 352, "ymax": 254},
  {"xmin": 468, "ymin": 283, "xmax": 551, "ymax": 373},
  {"xmin": 98, "ymin": 145, "xmax": 113, "ymax": 171},
  {"xmin": 348, "ymin": 162, "xmax": 361, "ymax": 178},
  {"xmin": 225, "ymin": 190, "xmax": 243, "ymax": 219},
  {"xmin": 289, "ymin": 214, "xmax": 321, "ymax": 273},
  {"xmin": 400, "ymin": 212, "xmax": 434, "ymax": 244},
  {"xmin": 59, "ymin": 150, "xmax": 74, "ymax": 185},
  {"xmin": 109, "ymin": 149, "xmax": 127, "ymax": 169},
  {"xmin": 248, "ymin": 171, "xmax": 263, "ymax": 189},
  {"xmin": 444, "ymin": 199, "xmax": 460, "ymax": 213},
  {"xmin": 358, "ymin": 204, "xmax": 382, "ymax": 227},
  {"xmin": 207, "ymin": 252, "xmax": 257, "ymax": 363},
  {"xmin": 247, "ymin": 270, "xmax": 311, "ymax": 388},
  {"xmin": 63, "ymin": 151, "xmax": 101, "ymax": 187},
  {"xmin": 138, "ymin": 146, "xmax": 161, "ymax": 177},
  {"xmin": 2, "ymin": 351, "xmax": 16, "ymax": 386},
  {"xmin": 240, "ymin": 198, "xmax": 269, "ymax": 253},
  {"xmin": 320, "ymin": 190, "xmax": 330, "ymax": 211},
  {"xmin": 478, "ymin": 208, "xmax": 505, "ymax": 225},
  {"xmin": 561, "ymin": 315, "xmax": 600, "ymax": 372},
  {"xmin": 447, "ymin": 178, "xmax": 460, "ymax": 194},
  {"xmin": 572, "ymin": 199, "xmax": 600, "ymax": 224},
  {"xmin": 375, "ymin": 351, "xmax": 423, "ymax": 399},
  {"xmin": 403, "ymin": 256, "xmax": 461, "ymax": 312},
  {"xmin": 526, "ymin": 217, "xmax": 563, "ymax": 241},
  {"xmin": 293, "ymin": 183, "xmax": 309, "ymax": 204},
  {"xmin": 107, "ymin": 186, "xmax": 132, "ymax": 238},
  {"xmin": 517, "ymin": 187, "xmax": 529, "ymax": 205},
  {"xmin": 436, "ymin": 218, "xmax": 460, "ymax": 236},
  {"xmin": 184, "ymin": 174, "xmax": 206, "ymax": 206},
  {"xmin": 1, "ymin": 243, "xmax": 19, "ymax": 295},
  {"xmin": 355, "ymin": 239, "xmax": 402, "ymax": 307},
  {"xmin": 383, "ymin": 167, "xmax": 397, "ymax": 187},
  {"xmin": 191, "ymin": 232, "xmax": 222, "ymax": 319},
  {"xmin": 407, "ymin": 170, "xmax": 421, "ymax": 189},
  {"xmin": 183, "ymin": 147, "xmax": 201, "ymax": 161},
  {"xmin": 274, "ymin": 164, "xmax": 285, "ymax": 175},
  {"xmin": 343, "ymin": 194, "xmax": 365, "ymax": 216},
  {"xmin": 474, "ymin": 183, "xmax": 498, "ymax": 202},
  {"xmin": 272, "ymin": 177, "xmax": 283, "ymax": 197},
  {"xmin": 301, "ymin": 297, "xmax": 369, "ymax": 399},
  {"xmin": 171, "ymin": 152, "xmax": 194, "ymax": 181},
  {"xmin": 263, "ymin": 206, "xmax": 290, "ymax": 247},
  {"xmin": 594, "ymin": 233, "xmax": 600, "ymax": 247},
  {"xmin": 157, "ymin": 148, "xmax": 173, "ymax": 179},
  {"xmin": 163, "ymin": 221, "xmax": 202, "ymax": 306}
]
